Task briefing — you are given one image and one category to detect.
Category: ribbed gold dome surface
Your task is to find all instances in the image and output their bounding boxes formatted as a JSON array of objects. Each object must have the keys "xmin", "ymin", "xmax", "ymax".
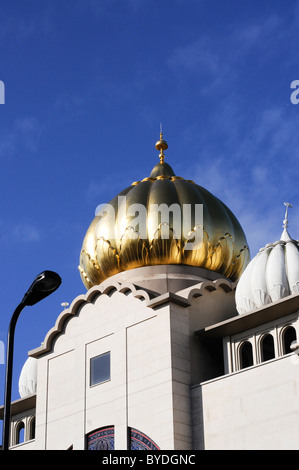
[{"xmin": 79, "ymin": 136, "xmax": 250, "ymax": 289}]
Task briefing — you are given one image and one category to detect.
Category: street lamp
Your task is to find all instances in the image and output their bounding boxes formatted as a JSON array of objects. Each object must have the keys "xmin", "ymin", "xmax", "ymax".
[{"xmin": 2, "ymin": 271, "xmax": 61, "ymax": 450}]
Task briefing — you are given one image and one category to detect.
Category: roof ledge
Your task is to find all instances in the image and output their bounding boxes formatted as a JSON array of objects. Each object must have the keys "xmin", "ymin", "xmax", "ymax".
[
  {"xmin": 196, "ymin": 292, "xmax": 299, "ymax": 338},
  {"xmin": 0, "ymin": 394, "xmax": 36, "ymax": 419}
]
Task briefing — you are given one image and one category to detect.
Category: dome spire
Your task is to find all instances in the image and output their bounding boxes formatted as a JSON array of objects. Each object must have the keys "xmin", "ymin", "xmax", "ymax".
[
  {"xmin": 281, "ymin": 202, "xmax": 293, "ymax": 241},
  {"xmin": 150, "ymin": 127, "xmax": 175, "ymax": 177},
  {"xmin": 155, "ymin": 124, "xmax": 168, "ymax": 164}
]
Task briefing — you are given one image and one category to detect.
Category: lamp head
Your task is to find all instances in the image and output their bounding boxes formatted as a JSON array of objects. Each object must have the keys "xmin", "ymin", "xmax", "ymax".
[{"xmin": 22, "ymin": 271, "xmax": 62, "ymax": 306}]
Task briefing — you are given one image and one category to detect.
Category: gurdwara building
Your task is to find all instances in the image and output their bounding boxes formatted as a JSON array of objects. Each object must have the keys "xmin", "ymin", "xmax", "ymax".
[{"xmin": 2, "ymin": 135, "xmax": 299, "ymax": 450}]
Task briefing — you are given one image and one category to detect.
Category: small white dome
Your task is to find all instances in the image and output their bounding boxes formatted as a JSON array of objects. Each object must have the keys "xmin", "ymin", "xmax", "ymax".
[
  {"xmin": 236, "ymin": 206, "xmax": 299, "ymax": 315},
  {"xmin": 18, "ymin": 357, "xmax": 37, "ymax": 398}
]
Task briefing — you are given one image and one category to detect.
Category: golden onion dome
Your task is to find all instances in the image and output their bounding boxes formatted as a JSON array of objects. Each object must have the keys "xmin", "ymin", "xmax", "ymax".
[{"xmin": 79, "ymin": 134, "xmax": 250, "ymax": 289}]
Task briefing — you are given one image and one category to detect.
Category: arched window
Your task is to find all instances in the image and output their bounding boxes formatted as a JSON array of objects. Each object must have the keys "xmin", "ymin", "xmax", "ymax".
[
  {"xmin": 130, "ymin": 428, "xmax": 160, "ymax": 450},
  {"xmin": 239, "ymin": 341, "xmax": 253, "ymax": 369},
  {"xmin": 86, "ymin": 426, "xmax": 160, "ymax": 450},
  {"xmin": 87, "ymin": 426, "xmax": 114, "ymax": 450},
  {"xmin": 16, "ymin": 421, "xmax": 25, "ymax": 445},
  {"xmin": 261, "ymin": 333, "xmax": 275, "ymax": 362},
  {"xmin": 282, "ymin": 326, "xmax": 297, "ymax": 354},
  {"xmin": 29, "ymin": 417, "xmax": 35, "ymax": 440}
]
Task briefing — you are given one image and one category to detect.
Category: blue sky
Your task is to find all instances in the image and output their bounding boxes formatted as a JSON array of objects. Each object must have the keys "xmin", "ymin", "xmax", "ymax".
[{"xmin": 0, "ymin": 0, "xmax": 299, "ymax": 413}]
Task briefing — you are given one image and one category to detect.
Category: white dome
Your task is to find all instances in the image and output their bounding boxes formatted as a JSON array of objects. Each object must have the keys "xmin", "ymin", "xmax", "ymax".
[
  {"xmin": 236, "ymin": 207, "xmax": 299, "ymax": 315},
  {"xmin": 18, "ymin": 357, "xmax": 37, "ymax": 398}
]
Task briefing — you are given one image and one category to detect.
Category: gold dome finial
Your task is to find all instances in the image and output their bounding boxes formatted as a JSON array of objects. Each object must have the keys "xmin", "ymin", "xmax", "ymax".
[{"xmin": 155, "ymin": 124, "xmax": 168, "ymax": 163}]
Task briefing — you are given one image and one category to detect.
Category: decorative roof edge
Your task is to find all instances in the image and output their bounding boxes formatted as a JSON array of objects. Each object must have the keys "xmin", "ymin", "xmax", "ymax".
[
  {"xmin": 29, "ymin": 281, "xmax": 158, "ymax": 358},
  {"xmin": 177, "ymin": 278, "xmax": 237, "ymax": 302},
  {"xmin": 28, "ymin": 277, "xmax": 235, "ymax": 358}
]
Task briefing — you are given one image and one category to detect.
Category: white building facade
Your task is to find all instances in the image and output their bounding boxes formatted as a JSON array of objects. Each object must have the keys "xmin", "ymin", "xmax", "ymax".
[{"xmin": 3, "ymin": 137, "xmax": 299, "ymax": 450}]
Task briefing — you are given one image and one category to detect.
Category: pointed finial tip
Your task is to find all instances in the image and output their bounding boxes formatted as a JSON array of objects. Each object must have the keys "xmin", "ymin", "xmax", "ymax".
[
  {"xmin": 281, "ymin": 202, "xmax": 293, "ymax": 241},
  {"xmin": 283, "ymin": 202, "xmax": 293, "ymax": 228}
]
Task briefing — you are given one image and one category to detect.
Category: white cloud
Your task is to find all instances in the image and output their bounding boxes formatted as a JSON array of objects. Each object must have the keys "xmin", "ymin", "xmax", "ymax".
[
  {"xmin": 0, "ymin": 6, "xmax": 55, "ymax": 43},
  {"xmin": 231, "ymin": 14, "xmax": 283, "ymax": 55},
  {"xmin": 12, "ymin": 223, "xmax": 41, "ymax": 243},
  {"xmin": 0, "ymin": 117, "xmax": 41, "ymax": 159},
  {"xmin": 181, "ymin": 99, "xmax": 299, "ymax": 257},
  {"xmin": 167, "ymin": 12, "xmax": 288, "ymax": 97},
  {"xmin": 0, "ymin": 221, "xmax": 41, "ymax": 244}
]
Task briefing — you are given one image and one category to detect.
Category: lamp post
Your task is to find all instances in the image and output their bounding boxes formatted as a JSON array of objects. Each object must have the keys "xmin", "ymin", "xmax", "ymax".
[{"xmin": 2, "ymin": 271, "xmax": 61, "ymax": 450}]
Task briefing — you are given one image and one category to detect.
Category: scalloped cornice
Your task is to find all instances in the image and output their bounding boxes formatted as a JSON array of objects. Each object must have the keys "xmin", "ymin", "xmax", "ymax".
[
  {"xmin": 29, "ymin": 281, "xmax": 158, "ymax": 357},
  {"xmin": 28, "ymin": 277, "xmax": 235, "ymax": 358},
  {"xmin": 177, "ymin": 278, "xmax": 236, "ymax": 302}
]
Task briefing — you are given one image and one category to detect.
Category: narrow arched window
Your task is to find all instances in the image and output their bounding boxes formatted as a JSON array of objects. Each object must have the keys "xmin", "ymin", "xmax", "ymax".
[
  {"xmin": 29, "ymin": 417, "xmax": 35, "ymax": 440},
  {"xmin": 16, "ymin": 421, "xmax": 25, "ymax": 445},
  {"xmin": 261, "ymin": 334, "xmax": 275, "ymax": 362},
  {"xmin": 239, "ymin": 341, "xmax": 253, "ymax": 369},
  {"xmin": 282, "ymin": 326, "xmax": 297, "ymax": 354}
]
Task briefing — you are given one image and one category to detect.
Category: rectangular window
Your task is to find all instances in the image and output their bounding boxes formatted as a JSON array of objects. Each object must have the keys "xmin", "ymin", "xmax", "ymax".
[{"xmin": 90, "ymin": 352, "xmax": 110, "ymax": 386}]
